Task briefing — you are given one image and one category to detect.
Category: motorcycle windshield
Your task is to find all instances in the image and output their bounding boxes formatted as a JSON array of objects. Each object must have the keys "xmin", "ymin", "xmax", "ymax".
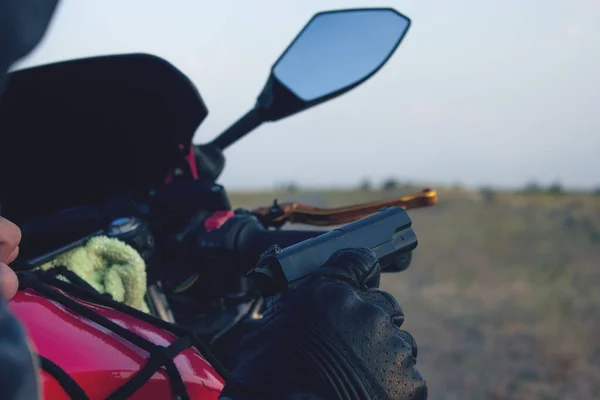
[{"xmin": 0, "ymin": 53, "xmax": 208, "ymax": 223}]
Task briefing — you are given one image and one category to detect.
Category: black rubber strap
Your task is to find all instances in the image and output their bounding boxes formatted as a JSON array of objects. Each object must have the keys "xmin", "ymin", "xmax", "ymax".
[
  {"xmin": 45, "ymin": 265, "xmax": 113, "ymax": 301},
  {"xmin": 107, "ymin": 337, "xmax": 192, "ymax": 400},
  {"xmin": 38, "ymin": 355, "xmax": 90, "ymax": 400}
]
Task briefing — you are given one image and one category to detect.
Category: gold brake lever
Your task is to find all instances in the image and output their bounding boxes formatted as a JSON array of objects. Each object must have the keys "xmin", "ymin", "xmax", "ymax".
[{"xmin": 252, "ymin": 188, "xmax": 437, "ymax": 227}]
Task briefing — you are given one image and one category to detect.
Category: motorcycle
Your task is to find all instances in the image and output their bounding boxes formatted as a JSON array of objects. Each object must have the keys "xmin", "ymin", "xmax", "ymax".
[{"xmin": 0, "ymin": 7, "xmax": 436, "ymax": 400}]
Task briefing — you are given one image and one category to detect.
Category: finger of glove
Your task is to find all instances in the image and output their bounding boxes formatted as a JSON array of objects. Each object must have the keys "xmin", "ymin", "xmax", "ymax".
[
  {"xmin": 362, "ymin": 289, "xmax": 405, "ymax": 328},
  {"xmin": 318, "ymin": 247, "xmax": 381, "ymax": 289},
  {"xmin": 400, "ymin": 329, "xmax": 419, "ymax": 363}
]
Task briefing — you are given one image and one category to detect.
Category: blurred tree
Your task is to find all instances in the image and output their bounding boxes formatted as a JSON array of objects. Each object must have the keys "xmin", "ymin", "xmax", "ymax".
[
  {"xmin": 358, "ymin": 178, "xmax": 373, "ymax": 192},
  {"xmin": 276, "ymin": 181, "xmax": 300, "ymax": 193},
  {"xmin": 479, "ymin": 186, "xmax": 496, "ymax": 203},
  {"xmin": 547, "ymin": 181, "xmax": 564, "ymax": 196},
  {"xmin": 286, "ymin": 182, "xmax": 300, "ymax": 193},
  {"xmin": 452, "ymin": 182, "xmax": 466, "ymax": 191},
  {"xmin": 381, "ymin": 177, "xmax": 400, "ymax": 191},
  {"xmin": 522, "ymin": 181, "xmax": 542, "ymax": 194}
]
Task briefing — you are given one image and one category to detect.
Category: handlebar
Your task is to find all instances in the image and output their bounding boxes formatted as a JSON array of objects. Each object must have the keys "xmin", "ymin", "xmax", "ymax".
[
  {"xmin": 236, "ymin": 225, "xmax": 323, "ymax": 270},
  {"xmin": 162, "ymin": 190, "xmax": 431, "ymax": 329},
  {"xmin": 239, "ymin": 223, "xmax": 413, "ymax": 275},
  {"xmin": 192, "ymin": 212, "xmax": 413, "ymax": 278},
  {"xmin": 175, "ymin": 189, "xmax": 437, "ymax": 303},
  {"xmin": 204, "ymin": 214, "xmax": 323, "ymax": 274},
  {"xmin": 178, "ymin": 214, "xmax": 323, "ymax": 302}
]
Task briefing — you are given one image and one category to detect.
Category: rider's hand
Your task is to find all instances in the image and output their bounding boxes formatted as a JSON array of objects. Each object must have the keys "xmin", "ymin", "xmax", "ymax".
[
  {"xmin": 219, "ymin": 248, "xmax": 427, "ymax": 400},
  {"xmin": 0, "ymin": 1, "xmax": 60, "ymax": 398},
  {"xmin": 0, "ymin": 216, "xmax": 21, "ymax": 300},
  {"xmin": 0, "ymin": 217, "xmax": 40, "ymax": 400}
]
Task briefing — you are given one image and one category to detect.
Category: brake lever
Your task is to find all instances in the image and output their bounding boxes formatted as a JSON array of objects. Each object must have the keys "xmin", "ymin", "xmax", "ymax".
[{"xmin": 252, "ymin": 188, "xmax": 437, "ymax": 228}]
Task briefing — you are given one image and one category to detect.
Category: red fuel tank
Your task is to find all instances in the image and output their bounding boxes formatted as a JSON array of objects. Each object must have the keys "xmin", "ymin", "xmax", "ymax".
[{"xmin": 9, "ymin": 288, "xmax": 225, "ymax": 399}]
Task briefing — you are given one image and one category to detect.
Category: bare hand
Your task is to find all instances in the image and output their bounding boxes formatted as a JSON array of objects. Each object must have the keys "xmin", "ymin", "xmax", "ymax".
[{"xmin": 0, "ymin": 217, "xmax": 21, "ymax": 301}]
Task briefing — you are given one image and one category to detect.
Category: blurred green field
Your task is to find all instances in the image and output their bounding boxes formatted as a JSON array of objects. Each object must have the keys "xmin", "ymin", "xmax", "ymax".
[{"xmin": 229, "ymin": 187, "xmax": 600, "ymax": 400}]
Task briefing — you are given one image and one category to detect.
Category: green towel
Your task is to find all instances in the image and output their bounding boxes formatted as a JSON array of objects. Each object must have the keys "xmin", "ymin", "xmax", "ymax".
[{"xmin": 39, "ymin": 236, "xmax": 150, "ymax": 313}]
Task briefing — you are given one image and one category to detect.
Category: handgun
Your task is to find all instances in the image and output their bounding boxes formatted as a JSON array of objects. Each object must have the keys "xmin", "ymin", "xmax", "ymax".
[{"xmin": 248, "ymin": 206, "xmax": 418, "ymax": 299}]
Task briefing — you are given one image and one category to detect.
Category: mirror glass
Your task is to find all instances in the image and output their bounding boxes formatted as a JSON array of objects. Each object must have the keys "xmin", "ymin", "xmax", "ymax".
[{"xmin": 272, "ymin": 9, "xmax": 410, "ymax": 102}]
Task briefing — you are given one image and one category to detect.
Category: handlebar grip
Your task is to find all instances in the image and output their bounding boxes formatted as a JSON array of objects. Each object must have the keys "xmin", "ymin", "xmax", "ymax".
[
  {"xmin": 230, "ymin": 215, "xmax": 413, "ymax": 276},
  {"xmin": 235, "ymin": 223, "xmax": 323, "ymax": 271},
  {"xmin": 248, "ymin": 207, "xmax": 417, "ymax": 298}
]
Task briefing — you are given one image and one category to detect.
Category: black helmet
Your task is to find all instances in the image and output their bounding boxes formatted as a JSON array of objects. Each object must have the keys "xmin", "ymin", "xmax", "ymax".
[{"xmin": 0, "ymin": 0, "xmax": 59, "ymax": 94}]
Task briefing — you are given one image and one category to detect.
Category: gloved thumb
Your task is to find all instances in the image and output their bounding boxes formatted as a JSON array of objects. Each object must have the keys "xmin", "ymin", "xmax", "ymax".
[{"xmin": 317, "ymin": 247, "xmax": 381, "ymax": 289}]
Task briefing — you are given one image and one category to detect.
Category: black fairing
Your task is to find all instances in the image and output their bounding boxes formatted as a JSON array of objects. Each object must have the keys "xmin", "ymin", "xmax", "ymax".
[{"xmin": 0, "ymin": 53, "xmax": 208, "ymax": 224}]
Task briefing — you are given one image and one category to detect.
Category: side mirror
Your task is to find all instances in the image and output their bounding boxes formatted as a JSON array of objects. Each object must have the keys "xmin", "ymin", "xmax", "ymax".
[
  {"xmin": 267, "ymin": 8, "xmax": 411, "ymax": 109},
  {"xmin": 211, "ymin": 8, "xmax": 410, "ymax": 150}
]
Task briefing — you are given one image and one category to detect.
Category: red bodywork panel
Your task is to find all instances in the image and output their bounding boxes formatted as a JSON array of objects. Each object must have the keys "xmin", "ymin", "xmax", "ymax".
[
  {"xmin": 165, "ymin": 145, "xmax": 200, "ymax": 184},
  {"xmin": 9, "ymin": 289, "xmax": 225, "ymax": 400},
  {"xmin": 204, "ymin": 211, "xmax": 235, "ymax": 232}
]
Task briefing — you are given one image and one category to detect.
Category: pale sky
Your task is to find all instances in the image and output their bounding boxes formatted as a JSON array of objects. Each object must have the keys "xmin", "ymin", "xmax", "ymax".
[{"xmin": 15, "ymin": 0, "xmax": 600, "ymax": 190}]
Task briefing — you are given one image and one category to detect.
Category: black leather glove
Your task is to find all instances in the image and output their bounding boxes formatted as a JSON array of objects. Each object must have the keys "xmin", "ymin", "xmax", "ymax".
[{"xmin": 218, "ymin": 247, "xmax": 427, "ymax": 400}]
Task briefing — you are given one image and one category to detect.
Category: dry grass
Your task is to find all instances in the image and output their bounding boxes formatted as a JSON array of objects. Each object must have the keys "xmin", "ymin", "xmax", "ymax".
[{"xmin": 229, "ymin": 187, "xmax": 600, "ymax": 400}]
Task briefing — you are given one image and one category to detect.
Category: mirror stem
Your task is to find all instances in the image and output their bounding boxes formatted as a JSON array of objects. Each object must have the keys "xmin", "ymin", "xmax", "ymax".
[{"xmin": 211, "ymin": 107, "xmax": 263, "ymax": 150}]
